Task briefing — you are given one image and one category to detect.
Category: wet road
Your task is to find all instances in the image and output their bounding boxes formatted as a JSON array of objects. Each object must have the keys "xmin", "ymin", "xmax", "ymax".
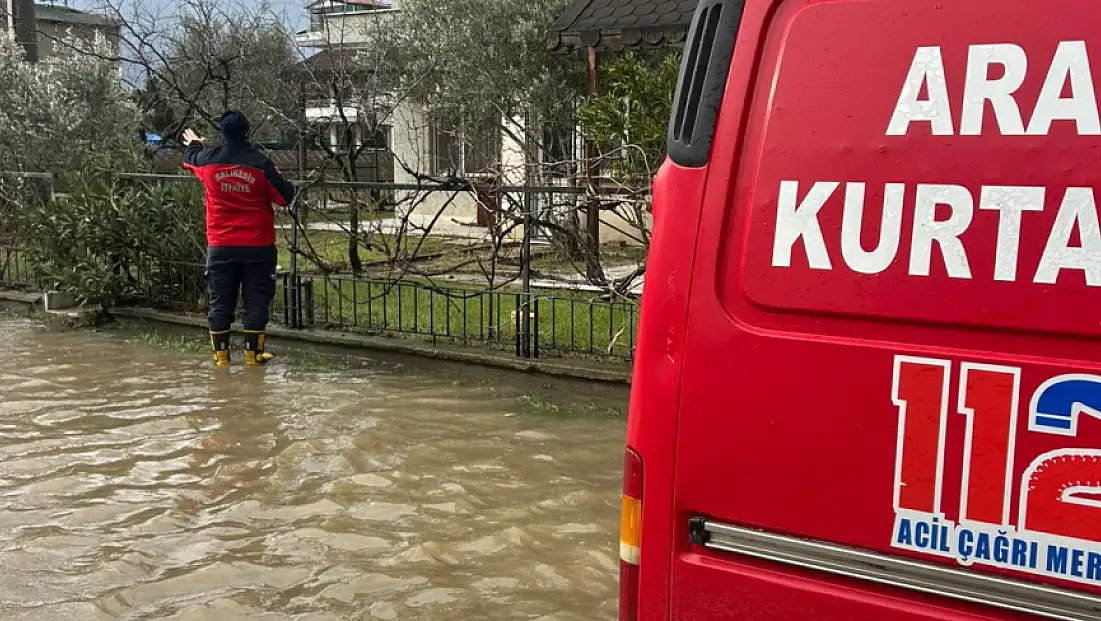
[{"xmin": 0, "ymin": 320, "xmax": 625, "ymax": 620}]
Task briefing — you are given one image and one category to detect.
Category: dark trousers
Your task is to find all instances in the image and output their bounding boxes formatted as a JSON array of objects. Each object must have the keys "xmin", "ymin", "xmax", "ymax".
[{"xmin": 206, "ymin": 245, "xmax": 277, "ymax": 332}]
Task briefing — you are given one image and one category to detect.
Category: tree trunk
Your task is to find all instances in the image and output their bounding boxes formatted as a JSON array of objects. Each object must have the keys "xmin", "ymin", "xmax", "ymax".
[
  {"xmin": 346, "ymin": 155, "xmax": 362, "ymax": 274},
  {"xmin": 348, "ymin": 206, "xmax": 362, "ymax": 274}
]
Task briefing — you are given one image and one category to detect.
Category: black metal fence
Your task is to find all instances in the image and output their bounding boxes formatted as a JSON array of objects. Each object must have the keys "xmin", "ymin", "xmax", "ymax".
[
  {"xmin": 0, "ymin": 171, "xmax": 643, "ymax": 361},
  {"xmin": 109, "ymin": 262, "xmax": 639, "ymax": 360},
  {"xmin": 279, "ymin": 274, "xmax": 639, "ymax": 359},
  {"xmin": 0, "ymin": 246, "xmax": 40, "ymax": 289}
]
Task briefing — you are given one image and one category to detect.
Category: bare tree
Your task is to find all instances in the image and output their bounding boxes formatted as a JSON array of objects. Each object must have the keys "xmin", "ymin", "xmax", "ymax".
[
  {"xmin": 289, "ymin": 7, "xmax": 412, "ymax": 273},
  {"xmin": 286, "ymin": 3, "xmax": 527, "ymax": 291},
  {"xmin": 391, "ymin": 0, "xmax": 658, "ymax": 296},
  {"xmin": 58, "ymin": 0, "xmax": 300, "ymax": 142}
]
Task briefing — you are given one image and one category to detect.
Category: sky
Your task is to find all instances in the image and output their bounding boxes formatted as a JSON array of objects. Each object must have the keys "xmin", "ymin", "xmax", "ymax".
[
  {"xmin": 54, "ymin": 0, "xmax": 307, "ymax": 87},
  {"xmin": 64, "ymin": 0, "xmax": 306, "ymax": 31}
]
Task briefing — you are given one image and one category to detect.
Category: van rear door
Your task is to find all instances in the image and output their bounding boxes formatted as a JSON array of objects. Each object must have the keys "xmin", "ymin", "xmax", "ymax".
[{"xmin": 668, "ymin": 0, "xmax": 1101, "ymax": 619}]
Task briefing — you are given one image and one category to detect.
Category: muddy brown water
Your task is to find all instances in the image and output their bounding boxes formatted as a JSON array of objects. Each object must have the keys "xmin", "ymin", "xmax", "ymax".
[{"xmin": 0, "ymin": 319, "xmax": 626, "ymax": 620}]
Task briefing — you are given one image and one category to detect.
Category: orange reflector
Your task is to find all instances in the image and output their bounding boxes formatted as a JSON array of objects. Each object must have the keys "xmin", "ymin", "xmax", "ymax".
[
  {"xmin": 620, "ymin": 494, "xmax": 642, "ymax": 565},
  {"xmin": 619, "ymin": 447, "xmax": 643, "ymax": 621}
]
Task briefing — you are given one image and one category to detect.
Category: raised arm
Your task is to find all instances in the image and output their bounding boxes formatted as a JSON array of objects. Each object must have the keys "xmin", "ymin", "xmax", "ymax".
[
  {"xmin": 262, "ymin": 159, "xmax": 296, "ymax": 207},
  {"xmin": 181, "ymin": 129, "xmax": 211, "ymax": 169}
]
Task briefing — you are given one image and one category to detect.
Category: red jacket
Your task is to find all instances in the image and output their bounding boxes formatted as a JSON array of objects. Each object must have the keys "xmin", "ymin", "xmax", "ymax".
[{"xmin": 183, "ymin": 141, "xmax": 296, "ymax": 247}]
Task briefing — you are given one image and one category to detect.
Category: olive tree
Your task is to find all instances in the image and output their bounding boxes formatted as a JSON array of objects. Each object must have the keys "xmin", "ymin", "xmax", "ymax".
[
  {"xmin": 392, "ymin": 0, "xmax": 584, "ymax": 163},
  {"xmin": 0, "ymin": 32, "xmax": 139, "ymax": 173},
  {"xmin": 0, "ymin": 31, "xmax": 140, "ymax": 254}
]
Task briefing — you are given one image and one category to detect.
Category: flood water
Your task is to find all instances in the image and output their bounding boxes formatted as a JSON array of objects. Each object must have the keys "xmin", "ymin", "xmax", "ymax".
[{"xmin": 0, "ymin": 319, "xmax": 626, "ymax": 620}]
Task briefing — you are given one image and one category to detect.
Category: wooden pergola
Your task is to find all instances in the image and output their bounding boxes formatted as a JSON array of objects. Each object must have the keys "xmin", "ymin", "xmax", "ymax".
[
  {"xmin": 547, "ymin": 0, "xmax": 696, "ymax": 269},
  {"xmin": 549, "ymin": 0, "xmax": 696, "ymax": 94},
  {"xmin": 548, "ymin": 0, "xmax": 697, "ymax": 56},
  {"xmin": 548, "ymin": 0, "xmax": 697, "ymax": 142}
]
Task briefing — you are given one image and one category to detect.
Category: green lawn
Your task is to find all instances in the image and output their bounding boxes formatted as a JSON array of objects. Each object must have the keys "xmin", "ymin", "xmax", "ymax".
[
  {"xmin": 276, "ymin": 229, "xmax": 449, "ymax": 273},
  {"xmin": 274, "ymin": 206, "xmax": 390, "ymax": 228},
  {"xmin": 528, "ymin": 246, "xmax": 647, "ymax": 275}
]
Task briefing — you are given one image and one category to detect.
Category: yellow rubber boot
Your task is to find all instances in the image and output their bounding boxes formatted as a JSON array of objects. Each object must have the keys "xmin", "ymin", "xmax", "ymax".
[
  {"xmin": 244, "ymin": 331, "xmax": 274, "ymax": 366},
  {"xmin": 210, "ymin": 330, "xmax": 231, "ymax": 367}
]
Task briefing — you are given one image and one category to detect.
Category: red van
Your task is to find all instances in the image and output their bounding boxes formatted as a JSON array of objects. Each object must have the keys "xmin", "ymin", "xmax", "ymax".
[{"xmin": 621, "ymin": 0, "xmax": 1101, "ymax": 619}]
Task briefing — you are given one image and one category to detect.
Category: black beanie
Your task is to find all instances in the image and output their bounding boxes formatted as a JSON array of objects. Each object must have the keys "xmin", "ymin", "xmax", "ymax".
[{"xmin": 220, "ymin": 111, "xmax": 250, "ymax": 142}]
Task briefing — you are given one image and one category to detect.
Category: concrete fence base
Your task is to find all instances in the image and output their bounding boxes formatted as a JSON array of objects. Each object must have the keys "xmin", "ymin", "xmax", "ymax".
[{"xmin": 0, "ymin": 290, "xmax": 631, "ymax": 384}]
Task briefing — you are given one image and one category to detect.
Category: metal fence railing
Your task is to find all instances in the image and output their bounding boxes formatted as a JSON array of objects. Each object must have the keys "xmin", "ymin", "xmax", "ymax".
[
  {"xmin": 0, "ymin": 173, "xmax": 55, "ymax": 277},
  {"xmin": 135, "ymin": 259, "xmax": 207, "ymax": 310},
  {"xmin": 0, "ymin": 171, "xmax": 643, "ymax": 361},
  {"xmin": 278, "ymin": 274, "xmax": 639, "ymax": 359},
  {"xmin": 0, "ymin": 247, "xmax": 40, "ymax": 289}
]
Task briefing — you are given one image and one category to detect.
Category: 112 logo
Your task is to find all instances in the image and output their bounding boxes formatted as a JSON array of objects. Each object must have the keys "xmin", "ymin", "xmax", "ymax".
[{"xmin": 892, "ymin": 356, "xmax": 1101, "ymax": 547}]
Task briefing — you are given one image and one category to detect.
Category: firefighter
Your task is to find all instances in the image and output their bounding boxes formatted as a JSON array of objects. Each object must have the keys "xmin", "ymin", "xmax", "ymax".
[{"xmin": 181, "ymin": 111, "xmax": 296, "ymax": 367}]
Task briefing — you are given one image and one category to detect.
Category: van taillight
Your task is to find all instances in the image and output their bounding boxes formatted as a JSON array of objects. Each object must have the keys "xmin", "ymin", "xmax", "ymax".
[{"xmin": 619, "ymin": 447, "xmax": 643, "ymax": 621}]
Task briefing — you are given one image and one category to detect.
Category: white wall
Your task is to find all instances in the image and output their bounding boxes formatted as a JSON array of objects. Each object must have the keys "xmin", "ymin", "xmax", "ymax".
[
  {"xmin": 499, "ymin": 114, "xmax": 527, "ymax": 187},
  {"xmin": 299, "ymin": 3, "xmax": 396, "ymax": 50},
  {"xmin": 599, "ymin": 208, "xmax": 652, "ymax": 246},
  {"xmin": 387, "ymin": 104, "xmax": 557, "ymax": 241},
  {"xmin": 390, "ymin": 102, "xmax": 482, "ymax": 235},
  {"xmin": 387, "ymin": 108, "xmax": 649, "ymax": 246}
]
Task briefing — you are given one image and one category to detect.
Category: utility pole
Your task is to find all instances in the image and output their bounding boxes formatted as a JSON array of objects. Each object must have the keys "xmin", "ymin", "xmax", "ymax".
[
  {"xmin": 519, "ymin": 108, "xmax": 533, "ymax": 357},
  {"xmin": 290, "ymin": 80, "xmax": 307, "ymax": 328},
  {"xmin": 583, "ymin": 46, "xmax": 601, "ymax": 282},
  {"xmin": 10, "ymin": 0, "xmax": 38, "ymax": 62}
]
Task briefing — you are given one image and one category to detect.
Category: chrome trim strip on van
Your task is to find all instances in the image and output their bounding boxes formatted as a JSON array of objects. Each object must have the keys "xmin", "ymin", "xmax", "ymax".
[{"xmin": 692, "ymin": 519, "xmax": 1101, "ymax": 621}]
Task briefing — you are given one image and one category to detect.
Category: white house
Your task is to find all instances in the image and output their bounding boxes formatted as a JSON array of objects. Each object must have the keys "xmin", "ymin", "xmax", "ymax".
[
  {"xmin": 295, "ymin": 0, "xmax": 648, "ymax": 247},
  {"xmin": 296, "ymin": 0, "xmax": 534, "ymax": 239}
]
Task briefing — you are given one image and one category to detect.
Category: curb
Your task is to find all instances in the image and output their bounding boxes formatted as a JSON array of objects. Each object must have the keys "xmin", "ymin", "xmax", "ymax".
[
  {"xmin": 109, "ymin": 307, "xmax": 633, "ymax": 385},
  {"xmin": 0, "ymin": 290, "xmax": 108, "ymax": 326},
  {"xmin": 0, "ymin": 290, "xmax": 42, "ymax": 307}
]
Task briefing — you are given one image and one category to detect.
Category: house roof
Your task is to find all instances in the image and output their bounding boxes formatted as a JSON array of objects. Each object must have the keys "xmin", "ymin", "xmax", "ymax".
[
  {"xmin": 34, "ymin": 3, "xmax": 119, "ymax": 28},
  {"xmin": 297, "ymin": 50, "xmax": 382, "ymax": 74},
  {"xmin": 548, "ymin": 0, "xmax": 697, "ymax": 53},
  {"xmin": 298, "ymin": 50, "xmax": 345, "ymax": 74}
]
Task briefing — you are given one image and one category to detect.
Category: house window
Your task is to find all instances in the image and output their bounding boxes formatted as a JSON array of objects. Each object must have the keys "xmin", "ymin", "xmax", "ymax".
[
  {"xmin": 432, "ymin": 126, "xmax": 462, "ymax": 175},
  {"xmin": 464, "ymin": 118, "xmax": 498, "ymax": 175},
  {"xmin": 364, "ymin": 125, "xmax": 391, "ymax": 150},
  {"xmin": 541, "ymin": 118, "xmax": 577, "ymax": 178},
  {"xmin": 316, "ymin": 1, "xmax": 376, "ymax": 15},
  {"xmin": 315, "ymin": 123, "xmax": 355, "ymax": 151},
  {"xmin": 430, "ymin": 115, "xmax": 499, "ymax": 176},
  {"xmin": 335, "ymin": 125, "xmax": 357, "ymax": 150}
]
